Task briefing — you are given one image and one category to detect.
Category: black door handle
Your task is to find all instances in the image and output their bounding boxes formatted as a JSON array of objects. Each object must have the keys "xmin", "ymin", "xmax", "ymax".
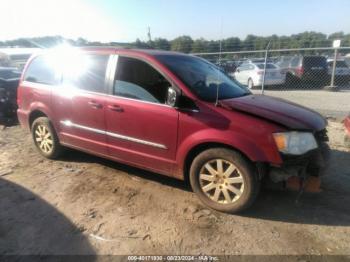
[
  {"xmin": 88, "ymin": 101, "xmax": 103, "ymax": 109},
  {"xmin": 108, "ymin": 104, "xmax": 124, "ymax": 112}
]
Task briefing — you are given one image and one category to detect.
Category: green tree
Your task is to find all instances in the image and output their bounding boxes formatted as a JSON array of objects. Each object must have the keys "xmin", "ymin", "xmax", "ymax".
[
  {"xmin": 191, "ymin": 38, "xmax": 208, "ymax": 53},
  {"xmin": 171, "ymin": 36, "xmax": 193, "ymax": 53},
  {"xmin": 76, "ymin": 37, "xmax": 88, "ymax": 46},
  {"xmin": 134, "ymin": 38, "xmax": 150, "ymax": 49},
  {"xmin": 152, "ymin": 38, "xmax": 170, "ymax": 50},
  {"xmin": 223, "ymin": 37, "xmax": 241, "ymax": 52},
  {"xmin": 243, "ymin": 34, "xmax": 258, "ymax": 50}
]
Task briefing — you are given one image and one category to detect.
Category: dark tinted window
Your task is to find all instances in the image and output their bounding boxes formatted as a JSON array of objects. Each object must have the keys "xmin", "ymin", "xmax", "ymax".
[
  {"xmin": 327, "ymin": 61, "xmax": 348, "ymax": 68},
  {"xmin": 24, "ymin": 55, "xmax": 57, "ymax": 85},
  {"xmin": 156, "ymin": 55, "xmax": 249, "ymax": 102},
  {"xmin": 10, "ymin": 54, "xmax": 31, "ymax": 61},
  {"xmin": 256, "ymin": 63, "xmax": 277, "ymax": 69},
  {"xmin": 303, "ymin": 56, "xmax": 327, "ymax": 68},
  {"xmin": 0, "ymin": 68, "xmax": 21, "ymax": 80},
  {"xmin": 114, "ymin": 56, "xmax": 171, "ymax": 104},
  {"xmin": 63, "ymin": 54, "xmax": 109, "ymax": 93}
]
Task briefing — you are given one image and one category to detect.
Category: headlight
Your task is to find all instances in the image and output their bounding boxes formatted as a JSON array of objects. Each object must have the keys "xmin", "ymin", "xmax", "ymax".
[{"xmin": 273, "ymin": 132, "xmax": 318, "ymax": 155}]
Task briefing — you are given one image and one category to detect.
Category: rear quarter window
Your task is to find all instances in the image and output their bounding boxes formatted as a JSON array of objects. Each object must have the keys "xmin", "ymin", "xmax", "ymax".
[
  {"xmin": 334, "ymin": 61, "xmax": 348, "ymax": 68},
  {"xmin": 24, "ymin": 55, "xmax": 57, "ymax": 85},
  {"xmin": 290, "ymin": 57, "xmax": 300, "ymax": 67},
  {"xmin": 62, "ymin": 54, "xmax": 109, "ymax": 93},
  {"xmin": 256, "ymin": 64, "xmax": 276, "ymax": 69}
]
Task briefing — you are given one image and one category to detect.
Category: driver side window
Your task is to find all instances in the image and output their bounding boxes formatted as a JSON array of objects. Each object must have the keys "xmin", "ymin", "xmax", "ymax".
[{"xmin": 114, "ymin": 56, "xmax": 171, "ymax": 104}]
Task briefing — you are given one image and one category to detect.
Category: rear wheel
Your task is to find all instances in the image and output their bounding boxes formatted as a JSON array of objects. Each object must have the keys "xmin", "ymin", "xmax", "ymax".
[
  {"xmin": 189, "ymin": 148, "xmax": 260, "ymax": 213},
  {"xmin": 31, "ymin": 117, "xmax": 64, "ymax": 159},
  {"xmin": 286, "ymin": 73, "xmax": 301, "ymax": 88},
  {"xmin": 285, "ymin": 73, "xmax": 292, "ymax": 86}
]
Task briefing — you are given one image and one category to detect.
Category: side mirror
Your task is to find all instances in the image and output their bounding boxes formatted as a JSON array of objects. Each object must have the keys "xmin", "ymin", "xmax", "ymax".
[
  {"xmin": 236, "ymin": 68, "xmax": 240, "ymax": 73},
  {"xmin": 166, "ymin": 87, "xmax": 178, "ymax": 107},
  {"xmin": 176, "ymin": 95, "xmax": 199, "ymax": 113}
]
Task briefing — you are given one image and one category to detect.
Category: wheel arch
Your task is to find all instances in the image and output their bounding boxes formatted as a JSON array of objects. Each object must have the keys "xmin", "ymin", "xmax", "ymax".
[
  {"xmin": 182, "ymin": 142, "xmax": 256, "ymax": 184},
  {"xmin": 29, "ymin": 110, "xmax": 48, "ymax": 129}
]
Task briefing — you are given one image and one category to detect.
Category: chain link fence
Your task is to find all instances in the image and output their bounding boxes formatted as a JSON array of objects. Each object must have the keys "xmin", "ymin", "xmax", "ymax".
[{"xmin": 194, "ymin": 47, "xmax": 350, "ymax": 118}]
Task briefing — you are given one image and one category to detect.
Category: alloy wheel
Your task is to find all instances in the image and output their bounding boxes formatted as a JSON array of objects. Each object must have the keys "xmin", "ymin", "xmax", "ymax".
[
  {"xmin": 199, "ymin": 159, "xmax": 245, "ymax": 204},
  {"xmin": 34, "ymin": 125, "xmax": 54, "ymax": 154}
]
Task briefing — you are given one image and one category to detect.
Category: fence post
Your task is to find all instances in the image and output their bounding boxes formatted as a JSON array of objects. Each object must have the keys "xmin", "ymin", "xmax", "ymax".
[
  {"xmin": 261, "ymin": 41, "xmax": 271, "ymax": 95},
  {"xmin": 330, "ymin": 48, "xmax": 338, "ymax": 87},
  {"xmin": 325, "ymin": 40, "xmax": 341, "ymax": 91}
]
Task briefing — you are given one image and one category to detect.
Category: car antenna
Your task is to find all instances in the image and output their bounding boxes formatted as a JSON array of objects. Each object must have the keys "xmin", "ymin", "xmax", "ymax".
[{"xmin": 215, "ymin": 17, "xmax": 223, "ymax": 107}]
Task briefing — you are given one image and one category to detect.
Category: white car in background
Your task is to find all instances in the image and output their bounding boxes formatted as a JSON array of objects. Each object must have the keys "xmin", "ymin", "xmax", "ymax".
[{"xmin": 232, "ymin": 62, "xmax": 286, "ymax": 89}]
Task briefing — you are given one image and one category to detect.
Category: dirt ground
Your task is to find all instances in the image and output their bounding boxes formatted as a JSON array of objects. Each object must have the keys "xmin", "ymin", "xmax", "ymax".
[{"xmin": 0, "ymin": 121, "xmax": 350, "ymax": 256}]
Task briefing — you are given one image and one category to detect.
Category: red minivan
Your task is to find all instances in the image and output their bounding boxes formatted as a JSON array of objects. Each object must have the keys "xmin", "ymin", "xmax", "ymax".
[
  {"xmin": 17, "ymin": 47, "xmax": 329, "ymax": 213},
  {"xmin": 345, "ymin": 114, "xmax": 350, "ymax": 147}
]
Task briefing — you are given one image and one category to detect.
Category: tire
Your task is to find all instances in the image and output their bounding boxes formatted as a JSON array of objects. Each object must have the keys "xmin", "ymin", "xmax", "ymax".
[
  {"xmin": 285, "ymin": 73, "xmax": 294, "ymax": 87},
  {"xmin": 31, "ymin": 117, "xmax": 64, "ymax": 159},
  {"xmin": 189, "ymin": 148, "xmax": 260, "ymax": 213},
  {"xmin": 247, "ymin": 78, "xmax": 254, "ymax": 89}
]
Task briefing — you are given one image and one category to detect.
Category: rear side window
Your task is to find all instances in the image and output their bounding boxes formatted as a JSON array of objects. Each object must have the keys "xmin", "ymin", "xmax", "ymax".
[
  {"xmin": 328, "ymin": 61, "xmax": 348, "ymax": 68},
  {"xmin": 24, "ymin": 55, "xmax": 57, "ymax": 85},
  {"xmin": 303, "ymin": 56, "xmax": 327, "ymax": 68},
  {"xmin": 290, "ymin": 57, "xmax": 300, "ymax": 67},
  {"xmin": 238, "ymin": 64, "xmax": 249, "ymax": 71},
  {"xmin": 114, "ymin": 56, "xmax": 171, "ymax": 104},
  {"xmin": 63, "ymin": 54, "xmax": 109, "ymax": 93}
]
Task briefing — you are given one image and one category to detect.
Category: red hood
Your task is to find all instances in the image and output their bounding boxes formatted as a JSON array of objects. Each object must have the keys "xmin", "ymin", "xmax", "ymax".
[{"xmin": 221, "ymin": 95, "xmax": 327, "ymax": 131}]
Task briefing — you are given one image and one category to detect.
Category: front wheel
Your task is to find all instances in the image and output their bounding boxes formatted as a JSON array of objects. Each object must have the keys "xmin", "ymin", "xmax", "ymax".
[
  {"xmin": 31, "ymin": 117, "xmax": 64, "ymax": 159},
  {"xmin": 189, "ymin": 148, "xmax": 260, "ymax": 213}
]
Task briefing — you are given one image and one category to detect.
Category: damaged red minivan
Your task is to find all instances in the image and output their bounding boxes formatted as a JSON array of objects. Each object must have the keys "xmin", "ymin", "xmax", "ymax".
[
  {"xmin": 17, "ymin": 47, "xmax": 330, "ymax": 213},
  {"xmin": 345, "ymin": 114, "xmax": 350, "ymax": 147}
]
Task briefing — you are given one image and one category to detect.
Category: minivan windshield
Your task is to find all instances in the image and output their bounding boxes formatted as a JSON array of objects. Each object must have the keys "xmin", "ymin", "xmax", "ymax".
[{"xmin": 156, "ymin": 55, "xmax": 250, "ymax": 102}]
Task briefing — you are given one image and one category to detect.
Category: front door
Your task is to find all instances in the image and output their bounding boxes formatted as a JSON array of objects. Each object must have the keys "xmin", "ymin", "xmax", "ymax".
[{"xmin": 104, "ymin": 55, "xmax": 179, "ymax": 175}]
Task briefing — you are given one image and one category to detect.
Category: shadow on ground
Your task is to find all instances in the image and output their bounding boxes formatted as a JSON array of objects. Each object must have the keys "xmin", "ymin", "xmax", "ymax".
[
  {"xmin": 0, "ymin": 177, "xmax": 96, "ymax": 256},
  {"xmin": 59, "ymin": 147, "xmax": 350, "ymax": 227},
  {"xmin": 61, "ymin": 149, "xmax": 191, "ymax": 192}
]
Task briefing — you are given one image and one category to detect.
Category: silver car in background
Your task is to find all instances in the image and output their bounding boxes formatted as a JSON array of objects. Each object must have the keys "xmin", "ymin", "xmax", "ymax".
[
  {"xmin": 327, "ymin": 59, "xmax": 350, "ymax": 84},
  {"xmin": 232, "ymin": 62, "xmax": 286, "ymax": 89}
]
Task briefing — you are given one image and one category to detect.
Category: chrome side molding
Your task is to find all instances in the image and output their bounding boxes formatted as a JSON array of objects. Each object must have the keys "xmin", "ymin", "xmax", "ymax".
[{"xmin": 60, "ymin": 120, "xmax": 168, "ymax": 150}]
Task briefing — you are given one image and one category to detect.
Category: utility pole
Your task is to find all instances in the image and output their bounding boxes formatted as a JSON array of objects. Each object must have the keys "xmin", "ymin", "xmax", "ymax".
[
  {"xmin": 147, "ymin": 26, "xmax": 152, "ymax": 42},
  {"xmin": 261, "ymin": 41, "xmax": 271, "ymax": 95}
]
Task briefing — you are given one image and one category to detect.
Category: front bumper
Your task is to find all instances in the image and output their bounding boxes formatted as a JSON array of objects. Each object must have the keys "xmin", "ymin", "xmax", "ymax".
[
  {"xmin": 345, "ymin": 117, "xmax": 350, "ymax": 147},
  {"xmin": 269, "ymin": 141, "xmax": 330, "ymax": 183}
]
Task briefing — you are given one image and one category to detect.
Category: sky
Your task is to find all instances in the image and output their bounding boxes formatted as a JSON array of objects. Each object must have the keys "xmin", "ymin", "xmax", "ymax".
[{"xmin": 1, "ymin": 0, "xmax": 349, "ymax": 42}]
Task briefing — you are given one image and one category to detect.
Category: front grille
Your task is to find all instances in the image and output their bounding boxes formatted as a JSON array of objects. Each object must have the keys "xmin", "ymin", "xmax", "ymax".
[{"xmin": 315, "ymin": 129, "xmax": 329, "ymax": 142}]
